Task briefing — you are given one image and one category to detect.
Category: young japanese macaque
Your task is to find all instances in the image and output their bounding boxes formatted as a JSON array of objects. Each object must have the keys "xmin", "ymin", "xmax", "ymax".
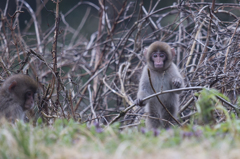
[
  {"xmin": 135, "ymin": 41, "xmax": 184, "ymax": 129},
  {"xmin": 0, "ymin": 74, "xmax": 38, "ymax": 122}
]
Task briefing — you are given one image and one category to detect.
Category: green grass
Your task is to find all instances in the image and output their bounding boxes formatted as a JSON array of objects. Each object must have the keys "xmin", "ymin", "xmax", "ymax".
[{"xmin": 1, "ymin": 118, "xmax": 240, "ymax": 159}]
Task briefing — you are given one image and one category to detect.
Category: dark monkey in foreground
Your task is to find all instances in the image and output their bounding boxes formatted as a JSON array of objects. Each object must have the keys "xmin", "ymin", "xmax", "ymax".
[
  {"xmin": 0, "ymin": 74, "xmax": 38, "ymax": 122},
  {"xmin": 135, "ymin": 41, "xmax": 184, "ymax": 129}
]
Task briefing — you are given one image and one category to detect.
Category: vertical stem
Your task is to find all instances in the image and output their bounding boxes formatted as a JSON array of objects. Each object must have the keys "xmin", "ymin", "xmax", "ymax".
[
  {"xmin": 45, "ymin": 0, "xmax": 61, "ymax": 121},
  {"xmin": 177, "ymin": 0, "xmax": 183, "ymax": 65},
  {"xmin": 52, "ymin": 0, "xmax": 60, "ymax": 73},
  {"xmin": 93, "ymin": 0, "xmax": 104, "ymax": 98},
  {"xmin": 199, "ymin": 0, "xmax": 215, "ymax": 64}
]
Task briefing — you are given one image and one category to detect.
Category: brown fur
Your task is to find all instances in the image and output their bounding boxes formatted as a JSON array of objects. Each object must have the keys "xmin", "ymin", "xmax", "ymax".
[
  {"xmin": 0, "ymin": 74, "xmax": 38, "ymax": 122},
  {"xmin": 137, "ymin": 42, "xmax": 184, "ymax": 129}
]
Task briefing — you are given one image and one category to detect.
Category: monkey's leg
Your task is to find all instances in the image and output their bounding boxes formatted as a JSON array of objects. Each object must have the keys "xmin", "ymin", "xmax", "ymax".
[
  {"xmin": 145, "ymin": 104, "xmax": 162, "ymax": 129},
  {"xmin": 160, "ymin": 104, "xmax": 177, "ymax": 128}
]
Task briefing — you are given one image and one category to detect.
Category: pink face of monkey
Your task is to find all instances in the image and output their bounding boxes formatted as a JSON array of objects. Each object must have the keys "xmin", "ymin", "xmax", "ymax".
[{"xmin": 151, "ymin": 51, "xmax": 166, "ymax": 69}]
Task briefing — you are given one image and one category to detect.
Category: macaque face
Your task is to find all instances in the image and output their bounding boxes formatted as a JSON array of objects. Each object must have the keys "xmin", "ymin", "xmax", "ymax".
[
  {"xmin": 7, "ymin": 78, "xmax": 37, "ymax": 111},
  {"xmin": 23, "ymin": 90, "xmax": 35, "ymax": 110},
  {"xmin": 0, "ymin": 74, "xmax": 38, "ymax": 122},
  {"xmin": 151, "ymin": 51, "xmax": 166, "ymax": 69}
]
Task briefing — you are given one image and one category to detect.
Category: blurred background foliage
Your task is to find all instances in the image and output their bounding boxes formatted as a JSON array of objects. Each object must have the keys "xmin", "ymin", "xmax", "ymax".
[{"xmin": 1, "ymin": 0, "xmax": 238, "ymax": 39}]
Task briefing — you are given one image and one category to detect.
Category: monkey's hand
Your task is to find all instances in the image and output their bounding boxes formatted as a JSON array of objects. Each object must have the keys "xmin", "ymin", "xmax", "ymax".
[
  {"xmin": 134, "ymin": 98, "xmax": 145, "ymax": 107},
  {"xmin": 172, "ymin": 78, "xmax": 182, "ymax": 88}
]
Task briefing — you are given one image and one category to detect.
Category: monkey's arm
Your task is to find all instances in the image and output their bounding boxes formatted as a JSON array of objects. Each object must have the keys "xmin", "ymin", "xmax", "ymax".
[
  {"xmin": 136, "ymin": 86, "xmax": 150, "ymax": 106},
  {"xmin": 135, "ymin": 67, "xmax": 152, "ymax": 107},
  {"xmin": 4, "ymin": 105, "xmax": 25, "ymax": 122},
  {"xmin": 170, "ymin": 64, "xmax": 184, "ymax": 91}
]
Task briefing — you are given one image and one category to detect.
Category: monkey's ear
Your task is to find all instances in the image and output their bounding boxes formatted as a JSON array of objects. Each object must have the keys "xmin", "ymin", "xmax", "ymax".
[
  {"xmin": 171, "ymin": 48, "xmax": 176, "ymax": 57},
  {"xmin": 8, "ymin": 81, "xmax": 17, "ymax": 91}
]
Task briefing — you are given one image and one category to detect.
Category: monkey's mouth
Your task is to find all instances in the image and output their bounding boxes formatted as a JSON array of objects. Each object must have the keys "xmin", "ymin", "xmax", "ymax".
[{"xmin": 154, "ymin": 64, "xmax": 164, "ymax": 68}]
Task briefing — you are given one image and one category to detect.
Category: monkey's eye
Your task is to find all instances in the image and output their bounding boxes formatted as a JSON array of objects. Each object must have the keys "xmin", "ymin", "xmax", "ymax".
[
  {"xmin": 25, "ymin": 91, "xmax": 33, "ymax": 97},
  {"xmin": 160, "ymin": 53, "xmax": 165, "ymax": 57},
  {"xmin": 152, "ymin": 53, "xmax": 158, "ymax": 58}
]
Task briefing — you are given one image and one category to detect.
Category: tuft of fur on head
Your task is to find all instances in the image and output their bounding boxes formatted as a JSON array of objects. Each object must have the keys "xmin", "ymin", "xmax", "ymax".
[{"xmin": 1, "ymin": 74, "xmax": 38, "ymax": 92}]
